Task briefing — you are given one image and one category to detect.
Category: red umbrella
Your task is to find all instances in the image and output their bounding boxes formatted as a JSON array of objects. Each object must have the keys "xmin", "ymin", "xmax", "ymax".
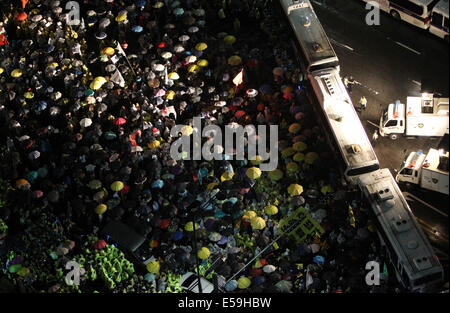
[
  {"xmin": 93, "ymin": 239, "xmax": 107, "ymax": 250},
  {"xmin": 120, "ymin": 184, "xmax": 130, "ymax": 194},
  {"xmin": 235, "ymin": 110, "xmax": 246, "ymax": 119},
  {"xmin": 114, "ymin": 117, "xmax": 126, "ymax": 126},
  {"xmin": 17, "ymin": 12, "xmax": 28, "ymax": 21}
]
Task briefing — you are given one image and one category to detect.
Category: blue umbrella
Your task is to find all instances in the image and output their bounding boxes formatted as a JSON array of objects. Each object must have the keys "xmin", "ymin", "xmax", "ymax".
[
  {"xmin": 132, "ymin": 25, "xmax": 143, "ymax": 33},
  {"xmin": 34, "ymin": 100, "xmax": 47, "ymax": 113},
  {"xmin": 171, "ymin": 0, "xmax": 181, "ymax": 8},
  {"xmin": 95, "ymin": 32, "xmax": 107, "ymax": 40},
  {"xmin": 26, "ymin": 171, "xmax": 39, "ymax": 181},
  {"xmin": 151, "ymin": 179, "xmax": 164, "ymax": 189},
  {"xmin": 135, "ymin": 0, "xmax": 147, "ymax": 7},
  {"xmin": 37, "ymin": 167, "xmax": 48, "ymax": 178},
  {"xmin": 87, "ymin": 16, "xmax": 97, "ymax": 25},
  {"xmin": 173, "ymin": 7, "xmax": 184, "ymax": 16},
  {"xmin": 84, "ymin": 89, "xmax": 94, "ymax": 96},
  {"xmin": 44, "ymin": 44, "xmax": 55, "ymax": 53},
  {"xmin": 173, "ymin": 231, "xmax": 184, "ymax": 241},
  {"xmin": 104, "ymin": 131, "xmax": 117, "ymax": 140},
  {"xmin": 214, "ymin": 210, "xmax": 226, "ymax": 218},
  {"xmin": 225, "ymin": 280, "xmax": 238, "ymax": 292},
  {"xmin": 144, "ymin": 273, "xmax": 155, "ymax": 282},
  {"xmin": 313, "ymin": 255, "xmax": 325, "ymax": 265},
  {"xmin": 217, "ymin": 236, "xmax": 228, "ymax": 245},
  {"xmin": 74, "ymin": 69, "xmax": 83, "ymax": 75},
  {"xmin": 252, "ymin": 276, "xmax": 265, "ymax": 286}
]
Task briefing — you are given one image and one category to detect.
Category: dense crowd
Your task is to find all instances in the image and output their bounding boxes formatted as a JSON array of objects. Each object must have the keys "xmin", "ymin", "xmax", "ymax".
[{"xmin": 0, "ymin": 0, "xmax": 401, "ymax": 293}]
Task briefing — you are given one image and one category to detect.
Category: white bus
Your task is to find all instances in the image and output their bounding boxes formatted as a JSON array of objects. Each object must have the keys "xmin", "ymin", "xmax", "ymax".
[
  {"xmin": 429, "ymin": 0, "xmax": 449, "ymax": 41},
  {"xmin": 364, "ymin": 0, "xmax": 440, "ymax": 29}
]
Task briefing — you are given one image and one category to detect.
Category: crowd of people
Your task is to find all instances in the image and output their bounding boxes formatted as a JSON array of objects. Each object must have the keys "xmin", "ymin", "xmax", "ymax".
[{"xmin": 0, "ymin": 0, "xmax": 401, "ymax": 293}]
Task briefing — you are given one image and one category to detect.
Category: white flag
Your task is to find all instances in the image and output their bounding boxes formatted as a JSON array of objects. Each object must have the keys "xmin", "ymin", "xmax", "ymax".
[
  {"xmin": 116, "ymin": 42, "xmax": 126, "ymax": 57},
  {"xmin": 110, "ymin": 69, "xmax": 125, "ymax": 88}
]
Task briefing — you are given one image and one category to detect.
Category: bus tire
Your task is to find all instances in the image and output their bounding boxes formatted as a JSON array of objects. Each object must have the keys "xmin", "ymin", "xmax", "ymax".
[
  {"xmin": 390, "ymin": 10, "xmax": 400, "ymax": 20},
  {"xmin": 389, "ymin": 134, "xmax": 398, "ymax": 140}
]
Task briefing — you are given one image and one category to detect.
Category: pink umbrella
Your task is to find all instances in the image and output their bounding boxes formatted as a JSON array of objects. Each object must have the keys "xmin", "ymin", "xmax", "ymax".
[
  {"xmin": 114, "ymin": 117, "xmax": 127, "ymax": 126},
  {"xmin": 32, "ymin": 190, "xmax": 44, "ymax": 198},
  {"xmin": 155, "ymin": 89, "xmax": 166, "ymax": 97},
  {"xmin": 93, "ymin": 239, "xmax": 107, "ymax": 250}
]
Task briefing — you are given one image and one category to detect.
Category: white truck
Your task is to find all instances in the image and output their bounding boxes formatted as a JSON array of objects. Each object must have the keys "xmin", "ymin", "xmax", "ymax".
[
  {"xmin": 396, "ymin": 148, "xmax": 449, "ymax": 195},
  {"xmin": 379, "ymin": 95, "xmax": 449, "ymax": 140}
]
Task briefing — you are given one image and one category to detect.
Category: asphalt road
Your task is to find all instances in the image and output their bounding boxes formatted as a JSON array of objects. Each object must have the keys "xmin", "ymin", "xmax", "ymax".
[{"xmin": 310, "ymin": 0, "xmax": 449, "ymax": 277}]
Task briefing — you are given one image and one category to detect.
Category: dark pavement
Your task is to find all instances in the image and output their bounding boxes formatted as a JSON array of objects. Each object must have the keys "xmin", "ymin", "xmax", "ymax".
[{"xmin": 311, "ymin": 0, "xmax": 449, "ymax": 276}]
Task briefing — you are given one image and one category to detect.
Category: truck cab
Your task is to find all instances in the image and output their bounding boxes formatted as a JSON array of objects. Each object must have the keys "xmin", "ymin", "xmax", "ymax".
[
  {"xmin": 379, "ymin": 100, "xmax": 405, "ymax": 139},
  {"xmin": 429, "ymin": 0, "xmax": 449, "ymax": 41},
  {"xmin": 396, "ymin": 150, "xmax": 426, "ymax": 184}
]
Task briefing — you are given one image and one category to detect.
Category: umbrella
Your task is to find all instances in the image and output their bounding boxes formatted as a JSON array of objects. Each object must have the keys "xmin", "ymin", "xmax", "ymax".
[
  {"xmin": 185, "ymin": 55, "xmax": 197, "ymax": 63},
  {"xmin": 209, "ymin": 232, "xmax": 222, "ymax": 242},
  {"xmin": 259, "ymin": 84, "xmax": 272, "ymax": 94},
  {"xmin": 181, "ymin": 125, "xmax": 193, "ymax": 136},
  {"xmin": 11, "ymin": 69, "xmax": 23, "ymax": 78},
  {"xmin": 265, "ymin": 205, "xmax": 278, "ymax": 215},
  {"xmin": 168, "ymin": 72, "xmax": 179, "ymax": 80},
  {"xmin": 246, "ymin": 167, "xmax": 261, "ymax": 179},
  {"xmin": 148, "ymin": 140, "xmax": 161, "ymax": 149},
  {"xmin": 228, "ymin": 55, "xmax": 242, "ymax": 66},
  {"xmin": 275, "ymin": 280, "xmax": 293, "ymax": 293},
  {"xmin": 194, "ymin": 8, "xmax": 205, "ymax": 16},
  {"xmin": 17, "ymin": 12, "xmax": 28, "ymax": 21},
  {"xmin": 289, "ymin": 123, "xmax": 301, "ymax": 133},
  {"xmin": 16, "ymin": 179, "xmax": 31, "ymax": 190},
  {"xmin": 153, "ymin": 64, "xmax": 165, "ymax": 72},
  {"xmin": 94, "ymin": 204, "xmax": 107, "ymax": 215},
  {"xmin": 197, "ymin": 59, "xmax": 209, "ymax": 67},
  {"xmin": 132, "ymin": 25, "xmax": 143, "ymax": 33},
  {"xmin": 225, "ymin": 280, "xmax": 238, "ymax": 292},
  {"xmin": 223, "ymin": 35, "xmax": 236, "ymax": 45},
  {"xmin": 273, "ymin": 67, "xmax": 284, "ymax": 76},
  {"xmin": 305, "ymin": 152, "xmax": 319, "ymax": 164},
  {"xmin": 263, "ymin": 264, "xmax": 276, "ymax": 273},
  {"xmin": 313, "ymin": 255, "xmax": 325, "ymax": 265},
  {"xmin": 28, "ymin": 150, "xmax": 40, "ymax": 160},
  {"xmin": 153, "ymin": 1, "xmax": 164, "ymax": 8},
  {"xmin": 246, "ymin": 89, "xmax": 258, "ymax": 98},
  {"xmin": 104, "ymin": 131, "xmax": 117, "ymax": 140},
  {"xmin": 173, "ymin": 44, "xmax": 185, "ymax": 53},
  {"xmin": 184, "ymin": 221, "xmax": 198, "ymax": 232},
  {"xmin": 198, "ymin": 247, "xmax": 210, "ymax": 260},
  {"xmin": 32, "ymin": 14, "xmax": 42, "ymax": 22},
  {"xmin": 88, "ymin": 180, "xmax": 102, "ymax": 190},
  {"xmin": 234, "ymin": 110, "xmax": 246, "ymax": 119},
  {"xmin": 238, "ymin": 277, "xmax": 251, "ymax": 289},
  {"xmin": 151, "ymin": 179, "xmax": 164, "ymax": 189},
  {"xmin": 32, "ymin": 190, "xmax": 44, "ymax": 198},
  {"xmin": 161, "ymin": 51, "xmax": 172, "ymax": 59},
  {"xmin": 80, "ymin": 118, "xmax": 92, "ymax": 127},
  {"xmin": 24, "ymin": 91, "xmax": 34, "ymax": 99},
  {"xmin": 195, "ymin": 42, "xmax": 207, "ymax": 51},
  {"xmin": 293, "ymin": 153, "xmax": 305, "ymax": 162},
  {"xmin": 286, "ymin": 162, "xmax": 299, "ymax": 172},
  {"xmin": 250, "ymin": 217, "xmax": 266, "ymax": 230},
  {"xmin": 179, "ymin": 35, "xmax": 190, "ymax": 42},
  {"xmin": 173, "ymin": 7, "xmax": 184, "ymax": 16},
  {"xmin": 288, "ymin": 184, "xmax": 303, "ymax": 196},
  {"xmin": 268, "ymin": 169, "xmax": 283, "ymax": 181},
  {"xmin": 136, "ymin": 0, "xmax": 146, "ymax": 7},
  {"xmin": 114, "ymin": 117, "xmax": 126, "ymax": 126},
  {"xmin": 93, "ymin": 239, "xmax": 107, "ymax": 250},
  {"xmin": 281, "ymin": 147, "xmax": 295, "ymax": 158},
  {"xmin": 105, "ymin": 64, "xmax": 116, "ymax": 72},
  {"xmin": 110, "ymin": 181, "xmax": 124, "ymax": 191},
  {"xmin": 188, "ymin": 26, "xmax": 199, "ymax": 33},
  {"xmin": 293, "ymin": 141, "xmax": 308, "ymax": 152}
]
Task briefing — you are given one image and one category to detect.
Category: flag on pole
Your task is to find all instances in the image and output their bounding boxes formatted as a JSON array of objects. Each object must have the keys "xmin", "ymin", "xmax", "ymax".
[
  {"xmin": 116, "ymin": 42, "xmax": 126, "ymax": 57},
  {"xmin": 21, "ymin": 0, "xmax": 28, "ymax": 9},
  {"xmin": 110, "ymin": 69, "xmax": 125, "ymax": 88},
  {"xmin": 232, "ymin": 69, "xmax": 243, "ymax": 86}
]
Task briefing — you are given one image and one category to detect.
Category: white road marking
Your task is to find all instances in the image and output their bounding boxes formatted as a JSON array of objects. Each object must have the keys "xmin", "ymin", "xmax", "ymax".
[
  {"xmin": 412, "ymin": 80, "xmax": 421, "ymax": 86},
  {"xmin": 329, "ymin": 38, "xmax": 354, "ymax": 51},
  {"xmin": 352, "ymin": 79, "xmax": 380, "ymax": 95},
  {"xmin": 394, "ymin": 41, "xmax": 421, "ymax": 55},
  {"xmin": 403, "ymin": 192, "xmax": 448, "ymax": 218}
]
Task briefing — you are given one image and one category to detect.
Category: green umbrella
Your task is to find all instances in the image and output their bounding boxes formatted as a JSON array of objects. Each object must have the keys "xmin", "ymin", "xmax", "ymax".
[{"xmin": 88, "ymin": 180, "xmax": 102, "ymax": 190}]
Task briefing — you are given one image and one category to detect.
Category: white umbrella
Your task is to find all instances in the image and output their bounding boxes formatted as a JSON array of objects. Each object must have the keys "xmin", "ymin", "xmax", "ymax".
[
  {"xmin": 86, "ymin": 96, "xmax": 96, "ymax": 104},
  {"xmin": 193, "ymin": 9, "xmax": 205, "ymax": 17},
  {"xmin": 173, "ymin": 45, "xmax": 185, "ymax": 53},
  {"xmin": 99, "ymin": 18, "xmax": 111, "ymax": 28},
  {"xmin": 185, "ymin": 55, "xmax": 197, "ymax": 63},
  {"xmin": 153, "ymin": 64, "xmax": 165, "ymax": 72},
  {"xmin": 161, "ymin": 51, "xmax": 172, "ymax": 59},
  {"xmin": 106, "ymin": 64, "xmax": 116, "ymax": 72},
  {"xmin": 178, "ymin": 35, "xmax": 190, "ymax": 42},
  {"xmin": 80, "ymin": 118, "xmax": 92, "ymax": 127},
  {"xmin": 263, "ymin": 265, "xmax": 276, "ymax": 274},
  {"xmin": 214, "ymin": 101, "xmax": 227, "ymax": 107},
  {"xmin": 32, "ymin": 15, "xmax": 43, "ymax": 22},
  {"xmin": 188, "ymin": 26, "xmax": 199, "ymax": 33}
]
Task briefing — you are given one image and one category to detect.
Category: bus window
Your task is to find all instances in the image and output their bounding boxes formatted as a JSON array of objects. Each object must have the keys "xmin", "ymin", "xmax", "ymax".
[
  {"xmin": 391, "ymin": 0, "xmax": 424, "ymax": 16},
  {"xmin": 414, "ymin": 170, "xmax": 418, "ymax": 177},
  {"xmin": 400, "ymin": 168, "xmax": 413, "ymax": 175},
  {"xmin": 444, "ymin": 17, "xmax": 449, "ymax": 29},
  {"xmin": 432, "ymin": 12, "xmax": 443, "ymax": 27},
  {"xmin": 385, "ymin": 120, "xmax": 398, "ymax": 127},
  {"xmin": 400, "ymin": 120, "xmax": 403, "ymax": 127}
]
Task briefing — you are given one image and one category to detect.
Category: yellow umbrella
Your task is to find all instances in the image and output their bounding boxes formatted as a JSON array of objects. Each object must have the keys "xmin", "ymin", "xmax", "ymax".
[
  {"xmin": 228, "ymin": 55, "xmax": 242, "ymax": 66},
  {"xmin": 148, "ymin": 140, "xmax": 161, "ymax": 149},
  {"xmin": 153, "ymin": 1, "xmax": 164, "ymax": 8},
  {"xmin": 115, "ymin": 13, "xmax": 127, "ymax": 22},
  {"xmin": 221, "ymin": 171, "xmax": 234, "ymax": 182},
  {"xmin": 110, "ymin": 181, "xmax": 124, "ymax": 191},
  {"xmin": 288, "ymin": 123, "xmax": 301, "ymax": 133},
  {"xmin": 168, "ymin": 72, "xmax": 179, "ymax": 80},
  {"xmin": 0, "ymin": 67, "xmax": 4, "ymax": 74},
  {"xmin": 94, "ymin": 204, "xmax": 107, "ymax": 215},
  {"xmin": 293, "ymin": 153, "xmax": 305, "ymax": 162},
  {"xmin": 197, "ymin": 247, "xmax": 210, "ymax": 260},
  {"xmin": 293, "ymin": 141, "xmax": 308, "ymax": 152},
  {"xmin": 265, "ymin": 205, "xmax": 278, "ymax": 215},
  {"xmin": 238, "ymin": 277, "xmax": 251, "ymax": 289},
  {"xmin": 197, "ymin": 59, "xmax": 209, "ymax": 67},
  {"xmin": 185, "ymin": 221, "xmax": 199, "ymax": 232},
  {"xmin": 207, "ymin": 182, "xmax": 219, "ymax": 190},
  {"xmin": 166, "ymin": 90, "xmax": 176, "ymax": 100},
  {"xmin": 286, "ymin": 162, "xmax": 299, "ymax": 172},
  {"xmin": 195, "ymin": 42, "xmax": 208, "ymax": 51},
  {"xmin": 288, "ymin": 184, "xmax": 303, "ymax": 196},
  {"xmin": 146, "ymin": 261, "xmax": 160, "ymax": 273},
  {"xmin": 88, "ymin": 179, "xmax": 102, "ymax": 190},
  {"xmin": 250, "ymin": 216, "xmax": 266, "ymax": 230},
  {"xmin": 181, "ymin": 125, "xmax": 193, "ymax": 136},
  {"xmin": 281, "ymin": 147, "xmax": 295, "ymax": 158},
  {"xmin": 223, "ymin": 35, "xmax": 236, "ymax": 45},
  {"xmin": 305, "ymin": 152, "xmax": 319, "ymax": 164},
  {"xmin": 24, "ymin": 91, "xmax": 34, "ymax": 99},
  {"xmin": 250, "ymin": 155, "xmax": 263, "ymax": 165},
  {"xmin": 246, "ymin": 167, "xmax": 262, "ymax": 179},
  {"xmin": 94, "ymin": 76, "xmax": 107, "ymax": 84},
  {"xmin": 188, "ymin": 64, "xmax": 201, "ymax": 73},
  {"xmin": 268, "ymin": 169, "xmax": 283, "ymax": 181},
  {"xmin": 321, "ymin": 185, "xmax": 334, "ymax": 195},
  {"xmin": 101, "ymin": 47, "xmax": 115, "ymax": 56},
  {"xmin": 11, "ymin": 69, "xmax": 23, "ymax": 78},
  {"xmin": 243, "ymin": 210, "xmax": 257, "ymax": 221}
]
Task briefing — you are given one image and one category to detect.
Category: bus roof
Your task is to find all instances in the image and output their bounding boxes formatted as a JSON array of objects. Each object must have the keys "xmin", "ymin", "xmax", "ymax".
[
  {"xmin": 280, "ymin": 0, "xmax": 338, "ymax": 68},
  {"xmin": 413, "ymin": 0, "xmax": 441, "ymax": 7},
  {"xmin": 358, "ymin": 169, "xmax": 443, "ymax": 281},
  {"xmin": 432, "ymin": 0, "xmax": 449, "ymax": 16},
  {"xmin": 312, "ymin": 69, "xmax": 378, "ymax": 172}
]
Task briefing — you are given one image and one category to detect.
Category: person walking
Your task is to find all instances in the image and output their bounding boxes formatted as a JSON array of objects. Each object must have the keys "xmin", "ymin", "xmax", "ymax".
[
  {"xmin": 359, "ymin": 96, "xmax": 367, "ymax": 111},
  {"xmin": 371, "ymin": 130, "xmax": 379, "ymax": 147},
  {"xmin": 344, "ymin": 76, "xmax": 354, "ymax": 93}
]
